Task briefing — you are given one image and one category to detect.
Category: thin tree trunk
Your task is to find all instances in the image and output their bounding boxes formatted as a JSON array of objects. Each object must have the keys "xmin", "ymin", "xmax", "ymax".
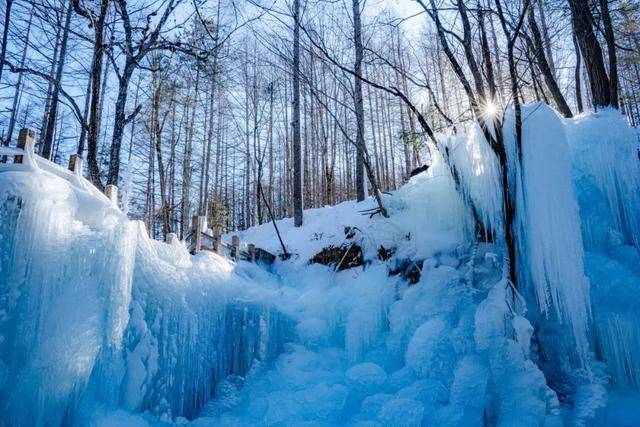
[
  {"xmin": 0, "ymin": 0, "xmax": 14, "ymax": 83},
  {"xmin": 40, "ymin": 14, "xmax": 62, "ymax": 147},
  {"xmin": 292, "ymin": 0, "xmax": 303, "ymax": 226},
  {"xmin": 181, "ymin": 64, "xmax": 200, "ymax": 238},
  {"xmin": 42, "ymin": 0, "xmax": 73, "ymax": 159},
  {"xmin": 536, "ymin": 0, "xmax": 556, "ymax": 77},
  {"xmin": 568, "ymin": 0, "xmax": 611, "ymax": 107},
  {"xmin": 77, "ymin": 72, "xmax": 92, "ymax": 155},
  {"xmin": 84, "ymin": 0, "xmax": 110, "ymax": 188},
  {"xmin": 352, "ymin": 0, "xmax": 366, "ymax": 201},
  {"xmin": 573, "ymin": 33, "xmax": 584, "ymax": 113},
  {"xmin": 599, "ymin": 0, "xmax": 619, "ymax": 108},
  {"xmin": 6, "ymin": 9, "xmax": 32, "ymax": 145},
  {"xmin": 527, "ymin": 7, "xmax": 573, "ymax": 117}
]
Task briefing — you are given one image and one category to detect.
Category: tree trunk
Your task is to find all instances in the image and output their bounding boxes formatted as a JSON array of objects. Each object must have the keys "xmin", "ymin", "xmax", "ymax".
[
  {"xmin": 106, "ymin": 64, "xmax": 133, "ymax": 186},
  {"xmin": 599, "ymin": 0, "xmax": 619, "ymax": 108},
  {"xmin": 478, "ymin": 2, "xmax": 497, "ymax": 102},
  {"xmin": 77, "ymin": 72, "xmax": 92, "ymax": 155},
  {"xmin": 292, "ymin": 0, "xmax": 303, "ymax": 227},
  {"xmin": 39, "ymin": 13, "xmax": 62, "ymax": 147},
  {"xmin": 573, "ymin": 33, "xmax": 584, "ymax": 113},
  {"xmin": 536, "ymin": 0, "xmax": 556, "ymax": 77},
  {"xmin": 181, "ymin": 64, "xmax": 200, "ymax": 238},
  {"xmin": 6, "ymin": 9, "xmax": 32, "ymax": 145},
  {"xmin": 85, "ymin": 0, "xmax": 110, "ymax": 188},
  {"xmin": 0, "ymin": 0, "xmax": 14, "ymax": 84},
  {"xmin": 568, "ymin": 0, "xmax": 611, "ymax": 107},
  {"xmin": 527, "ymin": 7, "xmax": 573, "ymax": 117},
  {"xmin": 352, "ymin": 0, "xmax": 366, "ymax": 201},
  {"xmin": 42, "ymin": 0, "xmax": 73, "ymax": 159}
]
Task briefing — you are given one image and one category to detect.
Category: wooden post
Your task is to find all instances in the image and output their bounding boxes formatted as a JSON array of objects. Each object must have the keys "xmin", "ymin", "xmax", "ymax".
[
  {"xmin": 14, "ymin": 128, "xmax": 36, "ymax": 164},
  {"xmin": 192, "ymin": 215, "xmax": 202, "ymax": 253},
  {"xmin": 212, "ymin": 224, "xmax": 222, "ymax": 253},
  {"xmin": 231, "ymin": 235, "xmax": 240, "ymax": 261},
  {"xmin": 68, "ymin": 154, "xmax": 83, "ymax": 172},
  {"xmin": 104, "ymin": 184, "xmax": 118, "ymax": 205},
  {"xmin": 248, "ymin": 243, "xmax": 255, "ymax": 261}
]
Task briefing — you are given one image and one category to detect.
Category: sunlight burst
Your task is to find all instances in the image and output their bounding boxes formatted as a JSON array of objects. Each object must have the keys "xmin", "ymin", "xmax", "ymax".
[{"xmin": 485, "ymin": 101, "xmax": 498, "ymax": 117}]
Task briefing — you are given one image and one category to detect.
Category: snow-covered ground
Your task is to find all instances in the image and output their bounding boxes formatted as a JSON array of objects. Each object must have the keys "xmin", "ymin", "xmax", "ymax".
[{"xmin": 1, "ymin": 105, "xmax": 640, "ymax": 426}]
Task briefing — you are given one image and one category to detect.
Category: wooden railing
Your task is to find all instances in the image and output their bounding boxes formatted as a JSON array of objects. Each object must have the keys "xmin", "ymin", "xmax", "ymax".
[
  {"xmin": 186, "ymin": 216, "xmax": 276, "ymax": 265},
  {"xmin": 0, "ymin": 128, "xmax": 117, "ymax": 207},
  {"xmin": 1, "ymin": 128, "xmax": 276, "ymax": 267}
]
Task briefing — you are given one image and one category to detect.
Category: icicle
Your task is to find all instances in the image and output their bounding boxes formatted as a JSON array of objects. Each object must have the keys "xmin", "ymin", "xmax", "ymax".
[
  {"xmin": 505, "ymin": 103, "xmax": 592, "ymax": 369},
  {"xmin": 565, "ymin": 109, "xmax": 640, "ymax": 250}
]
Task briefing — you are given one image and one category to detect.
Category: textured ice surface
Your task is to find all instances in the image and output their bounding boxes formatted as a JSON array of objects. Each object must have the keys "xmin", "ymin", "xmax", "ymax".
[
  {"xmin": 504, "ymin": 104, "xmax": 592, "ymax": 368},
  {"xmin": 0, "ymin": 171, "xmax": 292, "ymax": 425}
]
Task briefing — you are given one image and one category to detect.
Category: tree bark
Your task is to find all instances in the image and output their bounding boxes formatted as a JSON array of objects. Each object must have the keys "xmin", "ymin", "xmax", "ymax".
[
  {"xmin": 568, "ymin": 0, "xmax": 611, "ymax": 107},
  {"xmin": 6, "ymin": 9, "xmax": 32, "ymax": 145},
  {"xmin": 573, "ymin": 33, "xmax": 584, "ymax": 113},
  {"xmin": 0, "ymin": 0, "xmax": 14, "ymax": 84},
  {"xmin": 292, "ymin": 0, "xmax": 303, "ymax": 227},
  {"xmin": 599, "ymin": 0, "xmax": 619, "ymax": 108},
  {"xmin": 181, "ymin": 64, "xmax": 200, "ymax": 238},
  {"xmin": 352, "ymin": 0, "xmax": 366, "ymax": 201},
  {"xmin": 42, "ymin": 0, "xmax": 73, "ymax": 159},
  {"xmin": 527, "ymin": 7, "xmax": 573, "ymax": 117},
  {"xmin": 80, "ymin": 0, "xmax": 110, "ymax": 188}
]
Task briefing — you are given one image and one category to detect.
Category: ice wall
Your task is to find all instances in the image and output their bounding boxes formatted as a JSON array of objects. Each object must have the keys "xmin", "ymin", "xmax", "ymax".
[
  {"xmin": 450, "ymin": 106, "xmax": 640, "ymax": 392},
  {"xmin": 504, "ymin": 104, "xmax": 592, "ymax": 369},
  {"xmin": 0, "ymin": 170, "xmax": 292, "ymax": 425},
  {"xmin": 565, "ymin": 109, "xmax": 640, "ymax": 250},
  {"xmin": 0, "ymin": 171, "xmax": 137, "ymax": 426},
  {"xmin": 565, "ymin": 110, "xmax": 640, "ymax": 390}
]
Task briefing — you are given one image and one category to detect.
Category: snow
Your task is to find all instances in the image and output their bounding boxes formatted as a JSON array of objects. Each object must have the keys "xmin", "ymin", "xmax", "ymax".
[{"xmin": 2, "ymin": 103, "xmax": 640, "ymax": 426}]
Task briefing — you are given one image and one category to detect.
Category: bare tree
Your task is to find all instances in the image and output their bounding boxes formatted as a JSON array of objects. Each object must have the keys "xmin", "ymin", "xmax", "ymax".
[
  {"xmin": 567, "ymin": 0, "xmax": 612, "ymax": 108},
  {"xmin": 292, "ymin": 0, "xmax": 303, "ymax": 227}
]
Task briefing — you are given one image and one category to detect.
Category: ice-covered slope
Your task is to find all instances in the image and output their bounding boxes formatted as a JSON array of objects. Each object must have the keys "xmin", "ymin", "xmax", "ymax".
[
  {"xmin": 0, "ymin": 169, "xmax": 292, "ymax": 426},
  {"xmin": 189, "ymin": 158, "xmax": 563, "ymax": 426}
]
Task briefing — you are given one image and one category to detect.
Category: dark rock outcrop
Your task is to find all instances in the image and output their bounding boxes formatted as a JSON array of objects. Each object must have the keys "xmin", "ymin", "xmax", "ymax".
[{"xmin": 310, "ymin": 243, "xmax": 364, "ymax": 271}]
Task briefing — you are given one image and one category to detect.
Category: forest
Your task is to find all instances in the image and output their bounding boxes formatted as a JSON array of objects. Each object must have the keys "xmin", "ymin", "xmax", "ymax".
[{"xmin": 0, "ymin": 0, "xmax": 637, "ymax": 237}]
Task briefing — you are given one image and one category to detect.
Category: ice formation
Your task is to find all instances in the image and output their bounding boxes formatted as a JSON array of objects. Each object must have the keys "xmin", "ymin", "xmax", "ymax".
[
  {"xmin": 564, "ymin": 109, "xmax": 640, "ymax": 391},
  {"xmin": 504, "ymin": 104, "xmax": 592, "ymax": 369},
  {"xmin": 0, "ymin": 167, "xmax": 292, "ymax": 425}
]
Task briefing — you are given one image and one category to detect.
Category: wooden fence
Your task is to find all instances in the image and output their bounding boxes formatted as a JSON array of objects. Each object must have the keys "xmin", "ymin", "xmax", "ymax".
[{"xmin": 184, "ymin": 216, "xmax": 276, "ymax": 265}]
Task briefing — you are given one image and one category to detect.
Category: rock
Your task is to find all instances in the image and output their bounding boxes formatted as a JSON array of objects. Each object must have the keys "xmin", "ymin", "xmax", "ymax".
[
  {"xmin": 310, "ymin": 243, "xmax": 364, "ymax": 271},
  {"xmin": 389, "ymin": 259, "xmax": 424, "ymax": 285},
  {"xmin": 255, "ymin": 247, "xmax": 277, "ymax": 265},
  {"xmin": 344, "ymin": 226, "xmax": 357, "ymax": 239},
  {"xmin": 378, "ymin": 245, "xmax": 395, "ymax": 261},
  {"xmin": 409, "ymin": 164, "xmax": 429, "ymax": 178}
]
